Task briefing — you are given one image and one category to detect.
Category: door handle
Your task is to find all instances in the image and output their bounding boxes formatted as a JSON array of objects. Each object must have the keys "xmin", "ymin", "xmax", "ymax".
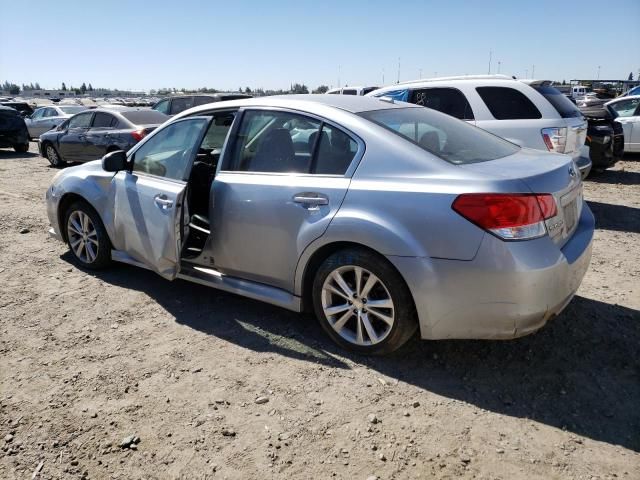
[
  {"xmin": 293, "ymin": 193, "xmax": 329, "ymax": 206},
  {"xmin": 154, "ymin": 194, "xmax": 174, "ymax": 209}
]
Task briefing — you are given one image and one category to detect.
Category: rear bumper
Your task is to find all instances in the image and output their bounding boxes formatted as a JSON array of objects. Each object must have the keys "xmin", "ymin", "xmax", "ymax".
[
  {"xmin": 575, "ymin": 154, "xmax": 592, "ymax": 179},
  {"xmin": 388, "ymin": 203, "xmax": 594, "ymax": 340},
  {"xmin": 0, "ymin": 129, "xmax": 28, "ymax": 148}
]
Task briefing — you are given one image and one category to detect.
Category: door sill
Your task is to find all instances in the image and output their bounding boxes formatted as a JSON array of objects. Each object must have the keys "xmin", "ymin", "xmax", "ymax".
[{"xmin": 178, "ymin": 262, "xmax": 302, "ymax": 312}]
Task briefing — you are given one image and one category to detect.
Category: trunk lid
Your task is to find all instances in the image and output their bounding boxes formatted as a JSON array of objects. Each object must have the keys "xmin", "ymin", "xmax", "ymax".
[{"xmin": 460, "ymin": 148, "xmax": 583, "ymax": 245}]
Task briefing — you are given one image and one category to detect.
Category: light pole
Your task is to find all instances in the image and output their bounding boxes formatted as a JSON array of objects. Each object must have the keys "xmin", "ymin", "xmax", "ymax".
[
  {"xmin": 597, "ymin": 65, "xmax": 601, "ymax": 80},
  {"xmin": 419, "ymin": 68, "xmax": 422, "ymax": 79},
  {"xmin": 397, "ymin": 57, "xmax": 401, "ymax": 84},
  {"xmin": 497, "ymin": 61, "xmax": 501, "ymax": 74},
  {"xmin": 338, "ymin": 65, "xmax": 341, "ymax": 88},
  {"xmin": 488, "ymin": 49, "xmax": 492, "ymax": 74}
]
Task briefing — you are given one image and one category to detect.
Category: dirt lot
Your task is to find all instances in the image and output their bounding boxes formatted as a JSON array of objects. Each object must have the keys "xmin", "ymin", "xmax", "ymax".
[{"xmin": 0, "ymin": 144, "xmax": 638, "ymax": 480}]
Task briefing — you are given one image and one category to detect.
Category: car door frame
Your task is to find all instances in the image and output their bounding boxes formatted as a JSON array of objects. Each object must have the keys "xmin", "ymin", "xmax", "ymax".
[
  {"xmin": 84, "ymin": 111, "xmax": 119, "ymax": 160},
  {"xmin": 27, "ymin": 107, "xmax": 46, "ymax": 137},
  {"xmin": 59, "ymin": 111, "xmax": 94, "ymax": 161},
  {"xmin": 110, "ymin": 115, "xmax": 214, "ymax": 279},
  {"xmin": 207, "ymin": 105, "xmax": 365, "ymax": 291}
]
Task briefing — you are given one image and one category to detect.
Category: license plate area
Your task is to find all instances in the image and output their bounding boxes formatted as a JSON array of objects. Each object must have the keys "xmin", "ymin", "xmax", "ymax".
[{"xmin": 561, "ymin": 188, "xmax": 581, "ymax": 236}]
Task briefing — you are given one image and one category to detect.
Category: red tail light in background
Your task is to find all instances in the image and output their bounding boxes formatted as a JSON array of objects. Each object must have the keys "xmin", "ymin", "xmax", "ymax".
[
  {"xmin": 452, "ymin": 193, "xmax": 557, "ymax": 240},
  {"xmin": 131, "ymin": 129, "xmax": 147, "ymax": 142}
]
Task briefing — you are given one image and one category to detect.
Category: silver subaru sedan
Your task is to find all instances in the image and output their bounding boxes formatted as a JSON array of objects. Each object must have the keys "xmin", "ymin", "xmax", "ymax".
[{"xmin": 45, "ymin": 95, "xmax": 594, "ymax": 354}]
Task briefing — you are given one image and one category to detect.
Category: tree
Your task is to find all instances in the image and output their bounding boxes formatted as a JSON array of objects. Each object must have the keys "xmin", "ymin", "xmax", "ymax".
[
  {"xmin": 9, "ymin": 84, "xmax": 20, "ymax": 95},
  {"xmin": 61, "ymin": 82, "xmax": 67, "ymax": 91},
  {"xmin": 34, "ymin": 82, "xmax": 41, "ymax": 90},
  {"xmin": 290, "ymin": 83, "xmax": 309, "ymax": 94},
  {"xmin": 629, "ymin": 72, "xmax": 634, "ymax": 81},
  {"xmin": 74, "ymin": 88, "xmax": 81, "ymax": 95},
  {"xmin": 245, "ymin": 87, "xmax": 252, "ymax": 94},
  {"xmin": 313, "ymin": 85, "xmax": 329, "ymax": 94},
  {"xmin": 88, "ymin": 83, "xmax": 93, "ymax": 91},
  {"xmin": 80, "ymin": 82, "xmax": 87, "ymax": 94}
]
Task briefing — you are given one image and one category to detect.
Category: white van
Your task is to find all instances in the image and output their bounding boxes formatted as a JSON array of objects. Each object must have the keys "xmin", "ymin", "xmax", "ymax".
[
  {"xmin": 326, "ymin": 86, "xmax": 379, "ymax": 96},
  {"xmin": 571, "ymin": 85, "xmax": 591, "ymax": 100},
  {"xmin": 368, "ymin": 75, "xmax": 590, "ymax": 177}
]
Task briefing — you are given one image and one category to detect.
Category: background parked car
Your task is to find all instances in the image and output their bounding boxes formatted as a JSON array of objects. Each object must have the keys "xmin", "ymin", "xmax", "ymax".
[
  {"xmin": 151, "ymin": 93, "xmax": 252, "ymax": 116},
  {"xmin": 25, "ymin": 105, "xmax": 88, "ymax": 139},
  {"xmin": 576, "ymin": 90, "xmax": 616, "ymax": 117},
  {"xmin": 0, "ymin": 101, "xmax": 34, "ymax": 117},
  {"xmin": 326, "ymin": 86, "xmax": 379, "ymax": 95},
  {"xmin": 0, "ymin": 106, "xmax": 30, "ymax": 153},
  {"xmin": 38, "ymin": 108, "xmax": 169, "ymax": 167},
  {"xmin": 368, "ymin": 76, "xmax": 590, "ymax": 177},
  {"xmin": 605, "ymin": 95, "xmax": 640, "ymax": 153},
  {"xmin": 584, "ymin": 107, "xmax": 625, "ymax": 170}
]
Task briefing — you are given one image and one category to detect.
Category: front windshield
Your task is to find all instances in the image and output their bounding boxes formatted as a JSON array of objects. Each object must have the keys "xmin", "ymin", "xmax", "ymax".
[{"xmin": 359, "ymin": 107, "xmax": 519, "ymax": 164}]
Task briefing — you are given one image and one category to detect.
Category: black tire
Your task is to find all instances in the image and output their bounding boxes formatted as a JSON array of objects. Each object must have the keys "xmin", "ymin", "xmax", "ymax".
[
  {"xmin": 44, "ymin": 143, "xmax": 64, "ymax": 168},
  {"xmin": 14, "ymin": 143, "xmax": 29, "ymax": 153},
  {"xmin": 312, "ymin": 248, "xmax": 417, "ymax": 355},
  {"xmin": 63, "ymin": 201, "xmax": 112, "ymax": 269}
]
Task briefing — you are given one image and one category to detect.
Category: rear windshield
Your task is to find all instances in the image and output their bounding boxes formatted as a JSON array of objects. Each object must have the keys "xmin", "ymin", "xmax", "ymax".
[
  {"xmin": 59, "ymin": 106, "xmax": 87, "ymax": 114},
  {"xmin": 532, "ymin": 85, "xmax": 584, "ymax": 118},
  {"xmin": 120, "ymin": 110, "xmax": 169, "ymax": 125},
  {"xmin": 359, "ymin": 107, "xmax": 519, "ymax": 165}
]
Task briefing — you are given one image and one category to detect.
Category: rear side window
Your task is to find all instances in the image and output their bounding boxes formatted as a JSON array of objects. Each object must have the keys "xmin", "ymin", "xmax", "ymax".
[
  {"xmin": 194, "ymin": 96, "xmax": 217, "ymax": 106},
  {"xmin": 409, "ymin": 87, "xmax": 474, "ymax": 120},
  {"xmin": 170, "ymin": 97, "xmax": 194, "ymax": 115},
  {"xmin": 476, "ymin": 86, "xmax": 542, "ymax": 120},
  {"xmin": 120, "ymin": 110, "xmax": 169, "ymax": 125},
  {"xmin": 608, "ymin": 98, "xmax": 640, "ymax": 118},
  {"xmin": 342, "ymin": 89, "xmax": 357, "ymax": 95},
  {"xmin": 226, "ymin": 110, "xmax": 357, "ymax": 175},
  {"xmin": 92, "ymin": 112, "xmax": 116, "ymax": 128},
  {"xmin": 532, "ymin": 85, "xmax": 583, "ymax": 118}
]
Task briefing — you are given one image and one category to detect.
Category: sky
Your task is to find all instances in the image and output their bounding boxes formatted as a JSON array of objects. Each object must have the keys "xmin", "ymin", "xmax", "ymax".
[{"xmin": 1, "ymin": 0, "xmax": 639, "ymax": 92}]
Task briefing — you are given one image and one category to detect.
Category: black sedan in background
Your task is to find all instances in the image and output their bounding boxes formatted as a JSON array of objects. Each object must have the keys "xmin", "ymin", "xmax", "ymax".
[{"xmin": 38, "ymin": 108, "xmax": 169, "ymax": 167}]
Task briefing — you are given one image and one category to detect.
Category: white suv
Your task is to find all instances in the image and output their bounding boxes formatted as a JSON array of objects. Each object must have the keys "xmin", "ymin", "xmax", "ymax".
[{"xmin": 368, "ymin": 75, "xmax": 589, "ymax": 177}]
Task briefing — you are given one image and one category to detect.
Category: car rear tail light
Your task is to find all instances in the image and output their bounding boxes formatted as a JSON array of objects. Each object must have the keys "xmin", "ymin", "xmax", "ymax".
[
  {"xmin": 541, "ymin": 127, "xmax": 567, "ymax": 153},
  {"xmin": 452, "ymin": 193, "xmax": 557, "ymax": 240},
  {"xmin": 131, "ymin": 129, "xmax": 147, "ymax": 142}
]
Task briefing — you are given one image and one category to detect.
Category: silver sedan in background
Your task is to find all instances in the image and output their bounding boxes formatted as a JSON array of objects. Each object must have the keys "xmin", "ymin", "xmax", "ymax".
[
  {"xmin": 25, "ymin": 105, "xmax": 88, "ymax": 138},
  {"xmin": 45, "ymin": 96, "xmax": 594, "ymax": 354}
]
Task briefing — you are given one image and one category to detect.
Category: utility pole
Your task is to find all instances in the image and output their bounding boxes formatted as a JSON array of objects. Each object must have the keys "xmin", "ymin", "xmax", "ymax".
[
  {"xmin": 597, "ymin": 65, "xmax": 601, "ymax": 80},
  {"xmin": 488, "ymin": 49, "xmax": 492, "ymax": 74},
  {"xmin": 419, "ymin": 68, "xmax": 422, "ymax": 79},
  {"xmin": 397, "ymin": 57, "xmax": 401, "ymax": 83},
  {"xmin": 525, "ymin": 68, "xmax": 529, "ymax": 78},
  {"xmin": 497, "ymin": 61, "xmax": 501, "ymax": 74},
  {"xmin": 532, "ymin": 65, "xmax": 535, "ymax": 78},
  {"xmin": 382, "ymin": 69, "xmax": 385, "ymax": 85},
  {"xmin": 338, "ymin": 65, "xmax": 341, "ymax": 88}
]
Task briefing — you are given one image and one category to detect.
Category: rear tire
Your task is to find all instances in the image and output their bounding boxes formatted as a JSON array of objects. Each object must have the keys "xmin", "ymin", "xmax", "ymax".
[
  {"xmin": 14, "ymin": 143, "xmax": 29, "ymax": 153},
  {"xmin": 312, "ymin": 248, "xmax": 418, "ymax": 355},
  {"xmin": 45, "ymin": 143, "xmax": 64, "ymax": 168},
  {"xmin": 63, "ymin": 201, "xmax": 112, "ymax": 270}
]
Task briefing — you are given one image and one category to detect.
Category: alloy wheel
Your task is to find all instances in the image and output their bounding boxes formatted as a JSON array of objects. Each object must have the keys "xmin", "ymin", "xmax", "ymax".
[
  {"xmin": 321, "ymin": 265, "xmax": 395, "ymax": 346},
  {"xmin": 46, "ymin": 145, "xmax": 59, "ymax": 165},
  {"xmin": 66, "ymin": 210, "xmax": 99, "ymax": 264}
]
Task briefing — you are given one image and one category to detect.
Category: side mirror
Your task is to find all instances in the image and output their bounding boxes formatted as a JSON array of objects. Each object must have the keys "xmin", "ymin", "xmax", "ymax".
[{"xmin": 102, "ymin": 150, "xmax": 128, "ymax": 172}]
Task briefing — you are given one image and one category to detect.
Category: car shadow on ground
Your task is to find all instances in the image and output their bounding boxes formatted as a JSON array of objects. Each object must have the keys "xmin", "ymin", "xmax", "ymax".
[
  {"xmin": 587, "ymin": 169, "xmax": 640, "ymax": 186},
  {"xmin": 0, "ymin": 150, "xmax": 39, "ymax": 159},
  {"xmin": 68, "ymin": 253, "xmax": 639, "ymax": 452},
  {"xmin": 587, "ymin": 201, "xmax": 640, "ymax": 234}
]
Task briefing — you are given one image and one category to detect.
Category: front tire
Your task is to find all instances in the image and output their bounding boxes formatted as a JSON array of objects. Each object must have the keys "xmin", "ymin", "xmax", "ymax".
[
  {"xmin": 312, "ymin": 248, "xmax": 417, "ymax": 355},
  {"xmin": 63, "ymin": 201, "xmax": 112, "ymax": 269},
  {"xmin": 45, "ymin": 143, "xmax": 64, "ymax": 168}
]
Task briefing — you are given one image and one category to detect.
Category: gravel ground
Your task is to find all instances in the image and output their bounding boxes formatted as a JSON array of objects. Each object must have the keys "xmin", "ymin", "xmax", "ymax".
[{"xmin": 1, "ymin": 143, "xmax": 638, "ymax": 480}]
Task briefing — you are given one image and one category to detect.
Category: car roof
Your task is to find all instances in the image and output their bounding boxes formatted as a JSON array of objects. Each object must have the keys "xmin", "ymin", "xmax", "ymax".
[
  {"xmin": 606, "ymin": 95, "xmax": 640, "ymax": 105},
  {"xmin": 371, "ymin": 75, "xmax": 527, "ymax": 93},
  {"xmin": 177, "ymin": 94, "xmax": 419, "ymax": 118},
  {"xmin": 0, "ymin": 105, "xmax": 18, "ymax": 112}
]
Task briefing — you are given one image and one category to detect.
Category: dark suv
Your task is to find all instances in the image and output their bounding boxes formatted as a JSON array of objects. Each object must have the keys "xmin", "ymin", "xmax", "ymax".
[
  {"xmin": 0, "ymin": 106, "xmax": 30, "ymax": 153},
  {"xmin": 152, "ymin": 93, "xmax": 251, "ymax": 116}
]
